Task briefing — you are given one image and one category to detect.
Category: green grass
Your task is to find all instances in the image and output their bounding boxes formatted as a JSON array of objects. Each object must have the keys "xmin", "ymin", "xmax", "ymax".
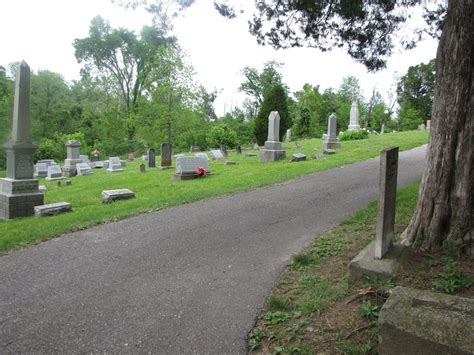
[{"xmin": 0, "ymin": 131, "xmax": 428, "ymax": 253}]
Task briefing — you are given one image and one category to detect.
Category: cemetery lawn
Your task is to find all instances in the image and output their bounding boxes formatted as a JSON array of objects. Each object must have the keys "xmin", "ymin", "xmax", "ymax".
[
  {"xmin": 0, "ymin": 131, "xmax": 428, "ymax": 254},
  {"xmin": 248, "ymin": 181, "xmax": 473, "ymax": 354}
]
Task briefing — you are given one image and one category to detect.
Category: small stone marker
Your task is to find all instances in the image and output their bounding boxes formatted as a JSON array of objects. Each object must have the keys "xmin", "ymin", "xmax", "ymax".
[
  {"xmin": 45, "ymin": 165, "xmax": 64, "ymax": 181},
  {"xmin": 323, "ymin": 149, "xmax": 336, "ymax": 155},
  {"xmin": 38, "ymin": 185, "xmax": 47, "ymax": 193},
  {"xmin": 35, "ymin": 162, "xmax": 48, "ymax": 177},
  {"xmin": 323, "ymin": 114, "xmax": 341, "ymax": 150},
  {"xmin": 379, "ymin": 286, "xmax": 474, "ymax": 354},
  {"xmin": 236, "ymin": 146, "xmax": 242, "ymax": 154},
  {"xmin": 190, "ymin": 146, "xmax": 201, "ymax": 153},
  {"xmin": 291, "ymin": 153, "xmax": 307, "ymax": 162},
  {"xmin": 194, "ymin": 152, "xmax": 209, "ymax": 160},
  {"xmin": 224, "ymin": 161, "xmax": 237, "ymax": 166},
  {"xmin": 375, "ymin": 147, "xmax": 399, "ymax": 259},
  {"xmin": 220, "ymin": 144, "xmax": 228, "ymax": 158},
  {"xmin": 312, "ymin": 154, "xmax": 325, "ymax": 160},
  {"xmin": 101, "ymin": 189, "xmax": 135, "ymax": 203},
  {"xmin": 173, "ymin": 156, "xmax": 210, "ymax": 180},
  {"xmin": 244, "ymin": 153, "xmax": 256, "ymax": 157},
  {"xmin": 94, "ymin": 161, "xmax": 104, "ymax": 168},
  {"xmin": 106, "ymin": 157, "xmax": 123, "ymax": 173},
  {"xmin": 160, "ymin": 143, "xmax": 172, "ymax": 169},
  {"xmin": 141, "ymin": 155, "xmax": 148, "ymax": 161},
  {"xmin": 210, "ymin": 149, "xmax": 224, "ymax": 160},
  {"xmin": 76, "ymin": 162, "xmax": 92, "ymax": 176},
  {"xmin": 34, "ymin": 202, "xmax": 71, "ymax": 216},
  {"xmin": 128, "ymin": 152, "xmax": 135, "ymax": 161},
  {"xmin": 252, "ymin": 143, "xmax": 259, "ymax": 150},
  {"xmin": 148, "ymin": 148, "xmax": 156, "ymax": 168},
  {"xmin": 140, "ymin": 163, "xmax": 146, "ymax": 173}
]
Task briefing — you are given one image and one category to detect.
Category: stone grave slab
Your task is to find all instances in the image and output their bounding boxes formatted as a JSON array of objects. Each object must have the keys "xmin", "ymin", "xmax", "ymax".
[
  {"xmin": 45, "ymin": 165, "xmax": 64, "ymax": 181},
  {"xmin": 80, "ymin": 155, "xmax": 90, "ymax": 164},
  {"xmin": 35, "ymin": 163, "xmax": 48, "ymax": 177},
  {"xmin": 379, "ymin": 286, "xmax": 474, "ymax": 354},
  {"xmin": 94, "ymin": 161, "xmax": 104, "ymax": 169},
  {"xmin": 245, "ymin": 153, "xmax": 257, "ymax": 157},
  {"xmin": 34, "ymin": 202, "xmax": 71, "ymax": 216},
  {"xmin": 160, "ymin": 143, "xmax": 172, "ymax": 169},
  {"xmin": 210, "ymin": 150, "xmax": 224, "ymax": 160},
  {"xmin": 291, "ymin": 153, "xmax": 307, "ymax": 162},
  {"xmin": 101, "ymin": 189, "xmax": 135, "ymax": 203},
  {"xmin": 106, "ymin": 157, "xmax": 123, "ymax": 173},
  {"xmin": 76, "ymin": 162, "xmax": 92, "ymax": 176},
  {"xmin": 224, "ymin": 161, "xmax": 237, "ymax": 166},
  {"xmin": 37, "ymin": 159, "xmax": 55, "ymax": 167},
  {"xmin": 312, "ymin": 154, "xmax": 325, "ymax": 160},
  {"xmin": 38, "ymin": 185, "xmax": 47, "ymax": 193},
  {"xmin": 173, "ymin": 156, "xmax": 209, "ymax": 180},
  {"xmin": 323, "ymin": 149, "xmax": 336, "ymax": 155}
]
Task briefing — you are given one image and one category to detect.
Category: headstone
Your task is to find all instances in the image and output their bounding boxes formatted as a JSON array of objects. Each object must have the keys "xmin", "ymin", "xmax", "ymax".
[
  {"xmin": 37, "ymin": 159, "xmax": 55, "ymax": 167},
  {"xmin": 141, "ymin": 155, "xmax": 148, "ymax": 161},
  {"xmin": 285, "ymin": 129, "xmax": 292, "ymax": 142},
  {"xmin": 101, "ymin": 189, "xmax": 135, "ymax": 203},
  {"xmin": 140, "ymin": 163, "xmax": 146, "ymax": 173},
  {"xmin": 106, "ymin": 157, "xmax": 123, "ymax": 173},
  {"xmin": 312, "ymin": 154, "xmax": 325, "ymax": 160},
  {"xmin": 148, "ymin": 148, "xmax": 156, "ymax": 168},
  {"xmin": 348, "ymin": 100, "xmax": 361, "ymax": 130},
  {"xmin": 173, "ymin": 156, "xmax": 210, "ymax": 180},
  {"xmin": 220, "ymin": 144, "xmax": 228, "ymax": 158},
  {"xmin": 76, "ymin": 162, "xmax": 92, "ymax": 176},
  {"xmin": 194, "ymin": 152, "xmax": 209, "ymax": 160},
  {"xmin": 94, "ymin": 161, "xmax": 104, "ymax": 169},
  {"xmin": 128, "ymin": 152, "xmax": 135, "ymax": 161},
  {"xmin": 252, "ymin": 143, "xmax": 259, "ymax": 150},
  {"xmin": 38, "ymin": 185, "xmax": 47, "ymax": 193},
  {"xmin": 381, "ymin": 123, "xmax": 385, "ymax": 134},
  {"xmin": 34, "ymin": 202, "xmax": 71, "ymax": 216},
  {"xmin": 426, "ymin": 120, "xmax": 431, "ymax": 129},
  {"xmin": 323, "ymin": 149, "xmax": 336, "ymax": 155},
  {"xmin": 35, "ymin": 162, "xmax": 48, "ymax": 177},
  {"xmin": 224, "ymin": 161, "xmax": 237, "ymax": 166},
  {"xmin": 63, "ymin": 140, "xmax": 82, "ymax": 177},
  {"xmin": 259, "ymin": 111, "xmax": 286, "ymax": 162},
  {"xmin": 291, "ymin": 153, "xmax": 307, "ymax": 162},
  {"xmin": 375, "ymin": 147, "xmax": 399, "ymax": 259},
  {"xmin": 236, "ymin": 146, "xmax": 242, "ymax": 154},
  {"xmin": 378, "ymin": 286, "xmax": 474, "ymax": 355},
  {"xmin": 323, "ymin": 114, "xmax": 341, "ymax": 150},
  {"xmin": 160, "ymin": 143, "xmax": 172, "ymax": 169},
  {"xmin": 45, "ymin": 165, "xmax": 64, "ymax": 181},
  {"xmin": 210, "ymin": 149, "xmax": 224, "ymax": 160},
  {"xmin": 0, "ymin": 61, "xmax": 44, "ymax": 219},
  {"xmin": 80, "ymin": 155, "xmax": 90, "ymax": 164},
  {"xmin": 244, "ymin": 153, "xmax": 257, "ymax": 157},
  {"xmin": 190, "ymin": 146, "xmax": 201, "ymax": 153},
  {"xmin": 418, "ymin": 123, "xmax": 426, "ymax": 131}
]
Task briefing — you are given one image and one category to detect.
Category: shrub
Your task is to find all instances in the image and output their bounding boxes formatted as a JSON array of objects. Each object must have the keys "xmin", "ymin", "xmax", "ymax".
[
  {"xmin": 339, "ymin": 130, "xmax": 369, "ymax": 141},
  {"xmin": 206, "ymin": 125, "xmax": 238, "ymax": 148}
]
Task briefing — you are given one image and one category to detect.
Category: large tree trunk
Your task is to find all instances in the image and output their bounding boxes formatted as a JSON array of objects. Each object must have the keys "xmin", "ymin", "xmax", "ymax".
[{"xmin": 402, "ymin": 0, "xmax": 473, "ymax": 253}]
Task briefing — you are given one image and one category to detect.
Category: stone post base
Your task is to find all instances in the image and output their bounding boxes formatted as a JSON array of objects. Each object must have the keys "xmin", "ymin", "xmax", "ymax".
[
  {"xmin": 259, "ymin": 149, "xmax": 286, "ymax": 162},
  {"xmin": 0, "ymin": 178, "xmax": 44, "ymax": 219},
  {"xmin": 323, "ymin": 139, "xmax": 341, "ymax": 150}
]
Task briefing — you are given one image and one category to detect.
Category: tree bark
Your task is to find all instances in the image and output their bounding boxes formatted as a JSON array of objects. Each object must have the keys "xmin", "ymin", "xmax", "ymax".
[{"xmin": 402, "ymin": 0, "xmax": 473, "ymax": 253}]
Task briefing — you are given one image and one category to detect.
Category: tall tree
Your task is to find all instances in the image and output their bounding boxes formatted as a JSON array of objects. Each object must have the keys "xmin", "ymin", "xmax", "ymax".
[{"xmin": 217, "ymin": 0, "xmax": 471, "ymax": 252}]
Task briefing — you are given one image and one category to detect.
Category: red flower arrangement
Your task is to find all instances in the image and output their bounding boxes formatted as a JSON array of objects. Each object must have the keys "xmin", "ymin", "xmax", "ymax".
[{"xmin": 196, "ymin": 166, "xmax": 207, "ymax": 176}]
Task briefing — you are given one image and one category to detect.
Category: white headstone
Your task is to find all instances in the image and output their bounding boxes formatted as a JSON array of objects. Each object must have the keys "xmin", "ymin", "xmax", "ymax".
[
  {"xmin": 45, "ymin": 165, "xmax": 63, "ymax": 180},
  {"xmin": 267, "ymin": 111, "xmax": 280, "ymax": 142},
  {"xmin": 176, "ymin": 156, "xmax": 210, "ymax": 174},
  {"xmin": 35, "ymin": 162, "xmax": 48, "ymax": 177},
  {"xmin": 348, "ymin": 100, "xmax": 361, "ymax": 130},
  {"xmin": 106, "ymin": 157, "xmax": 123, "ymax": 173},
  {"xmin": 285, "ymin": 129, "xmax": 292, "ymax": 142},
  {"xmin": 209, "ymin": 150, "xmax": 224, "ymax": 160},
  {"xmin": 76, "ymin": 162, "xmax": 92, "ymax": 176},
  {"xmin": 195, "ymin": 152, "xmax": 209, "ymax": 160}
]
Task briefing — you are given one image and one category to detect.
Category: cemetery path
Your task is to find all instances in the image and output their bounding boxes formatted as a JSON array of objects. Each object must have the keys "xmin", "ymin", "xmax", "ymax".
[{"xmin": 0, "ymin": 145, "xmax": 427, "ymax": 354}]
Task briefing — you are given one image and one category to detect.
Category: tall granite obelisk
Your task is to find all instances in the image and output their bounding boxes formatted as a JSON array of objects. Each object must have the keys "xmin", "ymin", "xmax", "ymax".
[
  {"xmin": 348, "ymin": 99, "xmax": 361, "ymax": 130},
  {"xmin": 259, "ymin": 111, "xmax": 286, "ymax": 162},
  {"xmin": 0, "ymin": 61, "xmax": 43, "ymax": 219}
]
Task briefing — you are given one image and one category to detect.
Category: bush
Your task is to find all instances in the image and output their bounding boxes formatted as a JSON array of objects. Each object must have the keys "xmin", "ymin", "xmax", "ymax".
[
  {"xmin": 339, "ymin": 130, "xmax": 369, "ymax": 141},
  {"xmin": 206, "ymin": 125, "xmax": 238, "ymax": 148}
]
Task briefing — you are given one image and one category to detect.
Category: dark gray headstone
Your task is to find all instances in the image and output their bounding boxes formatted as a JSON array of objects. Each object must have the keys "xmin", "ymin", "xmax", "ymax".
[
  {"xmin": 236, "ymin": 146, "xmax": 242, "ymax": 154},
  {"xmin": 148, "ymin": 148, "xmax": 156, "ymax": 168},
  {"xmin": 375, "ymin": 147, "xmax": 399, "ymax": 259},
  {"xmin": 161, "ymin": 143, "xmax": 172, "ymax": 168},
  {"xmin": 35, "ymin": 202, "xmax": 71, "ymax": 216},
  {"xmin": 140, "ymin": 163, "xmax": 146, "ymax": 173}
]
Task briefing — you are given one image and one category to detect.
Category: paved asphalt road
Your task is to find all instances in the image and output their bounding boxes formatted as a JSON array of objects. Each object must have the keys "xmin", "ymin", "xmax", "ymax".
[{"xmin": 0, "ymin": 146, "xmax": 427, "ymax": 354}]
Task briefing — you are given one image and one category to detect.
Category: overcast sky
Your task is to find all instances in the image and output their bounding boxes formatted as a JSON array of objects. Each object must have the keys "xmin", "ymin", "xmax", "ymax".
[{"xmin": 0, "ymin": 0, "xmax": 438, "ymax": 116}]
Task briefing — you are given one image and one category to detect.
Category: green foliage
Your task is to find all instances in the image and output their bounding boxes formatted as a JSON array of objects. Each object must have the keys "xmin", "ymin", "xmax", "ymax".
[
  {"xmin": 264, "ymin": 311, "xmax": 289, "ymax": 325},
  {"xmin": 255, "ymin": 84, "xmax": 290, "ymax": 145},
  {"xmin": 339, "ymin": 130, "xmax": 369, "ymax": 141},
  {"xmin": 206, "ymin": 125, "xmax": 238, "ymax": 149},
  {"xmin": 433, "ymin": 260, "xmax": 472, "ymax": 294},
  {"xmin": 398, "ymin": 105, "xmax": 423, "ymax": 131},
  {"xmin": 268, "ymin": 295, "xmax": 290, "ymax": 311},
  {"xmin": 248, "ymin": 327, "xmax": 266, "ymax": 350},
  {"xmin": 358, "ymin": 301, "xmax": 379, "ymax": 319}
]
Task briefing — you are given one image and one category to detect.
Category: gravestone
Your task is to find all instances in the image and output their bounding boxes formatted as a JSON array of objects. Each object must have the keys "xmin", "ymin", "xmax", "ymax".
[
  {"xmin": 426, "ymin": 120, "xmax": 431, "ymax": 129},
  {"xmin": 35, "ymin": 202, "xmax": 71, "ymax": 216},
  {"xmin": 45, "ymin": 165, "xmax": 64, "ymax": 180},
  {"xmin": 375, "ymin": 147, "xmax": 399, "ymax": 259},
  {"xmin": 220, "ymin": 144, "xmax": 228, "ymax": 158},
  {"xmin": 106, "ymin": 157, "xmax": 123, "ymax": 173},
  {"xmin": 245, "ymin": 153, "xmax": 256, "ymax": 157},
  {"xmin": 190, "ymin": 146, "xmax": 201, "ymax": 153},
  {"xmin": 323, "ymin": 149, "xmax": 336, "ymax": 155},
  {"xmin": 194, "ymin": 152, "xmax": 209, "ymax": 160},
  {"xmin": 312, "ymin": 154, "xmax": 325, "ymax": 160},
  {"xmin": 348, "ymin": 100, "xmax": 361, "ymax": 130},
  {"xmin": 80, "ymin": 155, "xmax": 90, "ymax": 164},
  {"xmin": 224, "ymin": 161, "xmax": 237, "ymax": 166},
  {"xmin": 160, "ymin": 143, "xmax": 172, "ymax": 169},
  {"xmin": 323, "ymin": 114, "xmax": 341, "ymax": 150},
  {"xmin": 37, "ymin": 159, "xmax": 55, "ymax": 167},
  {"xmin": 38, "ymin": 185, "xmax": 47, "ymax": 193},
  {"xmin": 173, "ymin": 156, "xmax": 210, "ymax": 180},
  {"xmin": 381, "ymin": 123, "xmax": 385, "ymax": 134},
  {"xmin": 418, "ymin": 123, "xmax": 426, "ymax": 130},
  {"xmin": 128, "ymin": 152, "xmax": 135, "ymax": 161},
  {"xmin": 63, "ymin": 140, "xmax": 83, "ymax": 177},
  {"xmin": 141, "ymin": 155, "xmax": 148, "ymax": 161},
  {"xmin": 291, "ymin": 153, "xmax": 307, "ymax": 162},
  {"xmin": 210, "ymin": 149, "xmax": 224, "ymax": 160},
  {"xmin": 94, "ymin": 161, "xmax": 104, "ymax": 168},
  {"xmin": 148, "ymin": 148, "xmax": 156, "ymax": 168},
  {"xmin": 252, "ymin": 143, "xmax": 259, "ymax": 150},
  {"xmin": 101, "ymin": 189, "xmax": 135, "ymax": 203},
  {"xmin": 140, "ymin": 163, "xmax": 146, "ymax": 173},
  {"xmin": 76, "ymin": 162, "xmax": 92, "ymax": 176},
  {"xmin": 285, "ymin": 129, "xmax": 292, "ymax": 142},
  {"xmin": 0, "ymin": 61, "xmax": 43, "ymax": 219},
  {"xmin": 259, "ymin": 111, "xmax": 286, "ymax": 162},
  {"xmin": 35, "ymin": 162, "xmax": 48, "ymax": 177},
  {"xmin": 236, "ymin": 146, "xmax": 242, "ymax": 154}
]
